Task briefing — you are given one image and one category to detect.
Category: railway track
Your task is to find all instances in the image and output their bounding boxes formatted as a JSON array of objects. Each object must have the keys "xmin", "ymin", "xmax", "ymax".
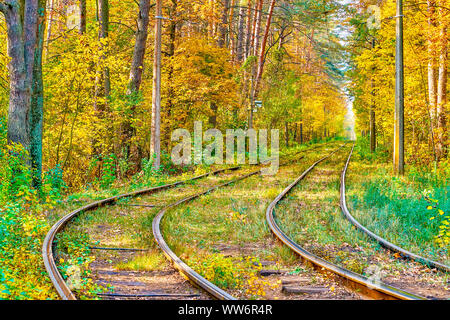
[
  {"xmin": 340, "ymin": 144, "xmax": 450, "ymax": 274},
  {"xmin": 42, "ymin": 166, "xmax": 241, "ymax": 300},
  {"xmin": 266, "ymin": 145, "xmax": 427, "ymax": 300},
  {"xmin": 43, "ymin": 142, "xmax": 331, "ymax": 300}
]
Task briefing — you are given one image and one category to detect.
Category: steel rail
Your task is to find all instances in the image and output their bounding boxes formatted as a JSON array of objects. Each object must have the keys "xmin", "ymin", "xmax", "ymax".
[
  {"xmin": 153, "ymin": 170, "xmax": 262, "ymax": 300},
  {"xmin": 340, "ymin": 144, "xmax": 450, "ymax": 273},
  {"xmin": 266, "ymin": 145, "xmax": 426, "ymax": 300},
  {"xmin": 42, "ymin": 166, "xmax": 241, "ymax": 300},
  {"xmin": 152, "ymin": 148, "xmax": 340, "ymax": 300},
  {"xmin": 151, "ymin": 144, "xmax": 339, "ymax": 300}
]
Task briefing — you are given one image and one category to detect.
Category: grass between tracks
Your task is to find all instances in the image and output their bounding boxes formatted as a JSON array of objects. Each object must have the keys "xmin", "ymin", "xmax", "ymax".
[
  {"xmin": 44, "ymin": 137, "xmax": 449, "ymax": 300},
  {"xmin": 160, "ymin": 142, "xmax": 344, "ymax": 299},
  {"xmin": 274, "ymin": 142, "xmax": 450, "ymax": 295},
  {"xmin": 345, "ymin": 139, "xmax": 450, "ymax": 266},
  {"xmin": 51, "ymin": 139, "xmax": 339, "ymax": 299}
]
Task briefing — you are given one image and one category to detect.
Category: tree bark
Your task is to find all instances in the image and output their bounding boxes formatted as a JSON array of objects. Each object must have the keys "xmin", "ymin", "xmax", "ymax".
[
  {"xmin": 151, "ymin": 0, "xmax": 162, "ymax": 168},
  {"xmin": 217, "ymin": 0, "xmax": 229, "ymax": 48},
  {"xmin": 254, "ymin": 0, "xmax": 275, "ymax": 96},
  {"xmin": 165, "ymin": 0, "xmax": 177, "ymax": 151},
  {"xmin": 1, "ymin": 0, "xmax": 46, "ymax": 187},
  {"xmin": 299, "ymin": 122, "xmax": 303, "ymax": 144},
  {"xmin": 235, "ymin": 0, "xmax": 246, "ymax": 62},
  {"xmin": 228, "ymin": 0, "xmax": 235, "ymax": 59},
  {"xmin": 29, "ymin": 0, "xmax": 46, "ymax": 187},
  {"xmin": 128, "ymin": 0, "xmax": 151, "ymax": 94},
  {"xmin": 436, "ymin": 22, "xmax": 447, "ymax": 158},
  {"xmin": 252, "ymin": 0, "xmax": 262, "ymax": 57},
  {"xmin": 427, "ymin": 0, "xmax": 438, "ymax": 122},
  {"xmin": 79, "ymin": 0, "xmax": 86, "ymax": 34},
  {"xmin": 45, "ymin": 0, "xmax": 54, "ymax": 56},
  {"xmin": 284, "ymin": 122, "xmax": 288, "ymax": 147},
  {"xmin": 124, "ymin": 0, "xmax": 152, "ymax": 171},
  {"xmin": 98, "ymin": 0, "xmax": 110, "ymax": 97},
  {"xmin": 244, "ymin": 0, "xmax": 252, "ymax": 59}
]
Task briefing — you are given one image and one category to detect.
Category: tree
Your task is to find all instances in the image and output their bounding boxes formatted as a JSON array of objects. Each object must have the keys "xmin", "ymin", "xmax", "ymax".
[
  {"xmin": 79, "ymin": 0, "xmax": 86, "ymax": 34},
  {"xmin": 0, "ymin": 0, "xmax": 46, "ymax": 187},
  {"xmin": 151, "ymin": 0, "xmax": 162, "ymax": 169},
  {"xmin": 254, "ymin": 0, "xmax": 276, "ymax": 95},
  {"xmin": 124, "ymin": 0, "xmax": 152, "ymax": 170}
]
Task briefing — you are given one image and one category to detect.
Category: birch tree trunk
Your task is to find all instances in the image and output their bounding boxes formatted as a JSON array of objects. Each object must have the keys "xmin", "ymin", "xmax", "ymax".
[
  {"xmin": 228, "ymin": 0, "xmax": 235, "ymax": 59},
  {"xmin": 235, "ymin": 0, "xmax": 246, "ymax": 63},
  {"xmin": 45, "ymin": 0, "xmax": 54, "ymax": 56},
  {"xmin": 252, "ymin": 0, "xmax": 262, "ymax": 56},
  {"xmin": 427, "ymin": 0, "xmax": 438, "ymax": 122},
  {"xmin": 436, "ymin": 21, "xmax": 447, "ymax": 158}
]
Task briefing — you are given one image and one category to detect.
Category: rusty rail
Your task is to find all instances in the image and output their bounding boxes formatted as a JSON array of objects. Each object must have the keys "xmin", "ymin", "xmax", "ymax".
[
  {"xmin": 42, "ymin": 166, "xmax": 240, "ymax": 300},
  {"xmin": 266, "ymin": 145, "xmax": 426, "ymax": 300},
  {"xmin": 340, "ymin": 144, "xmax": 450, "ymax": 273},
  {"xmin": 42, "ymin": 141, "xmax": 336, "ymax": 300}
]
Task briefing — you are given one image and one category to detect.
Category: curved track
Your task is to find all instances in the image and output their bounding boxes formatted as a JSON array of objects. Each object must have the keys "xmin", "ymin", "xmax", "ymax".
[
  {"xmin": 42, "ymin": 166, "xmax": 240, "ymax": 300},
  {"xmin": 340, "ymin": 144, "xmax": 450, "ymax": 273},
  {"xmin": 266, "ymin": 145, "xmax": 426, "ymax": 300},
  {"xmin": 43, "ymin": 142, "xmax": 329, "ymax": 300},
  {"xmin": 152, "ymin": 169, "xmax": 262, "ymax": 300}
]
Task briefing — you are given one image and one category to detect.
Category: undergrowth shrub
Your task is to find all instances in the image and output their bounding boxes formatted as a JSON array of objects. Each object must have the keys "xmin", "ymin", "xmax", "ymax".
[
  {"xmin": 0, "ymin": 117, "xmax": 99, "ymax": 299},
  {"xmin": 189, "ymin": 253, "xmax": 280, "ymax": 297}
]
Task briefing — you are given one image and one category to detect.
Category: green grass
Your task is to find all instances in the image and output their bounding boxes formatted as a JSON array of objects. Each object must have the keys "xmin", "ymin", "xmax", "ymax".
[
  {"xmin": 346, "ymin": 153, "xmax": 449, "ymax": 264},
  {"xmin": 115, "ymin": 251, "xmax": 167, "ymax": 271}
]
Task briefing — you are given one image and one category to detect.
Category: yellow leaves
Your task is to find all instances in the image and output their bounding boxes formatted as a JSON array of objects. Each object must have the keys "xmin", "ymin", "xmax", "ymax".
[{"xmin": 228, "ymin": 211, "xmax": 247, "ymax": 224}]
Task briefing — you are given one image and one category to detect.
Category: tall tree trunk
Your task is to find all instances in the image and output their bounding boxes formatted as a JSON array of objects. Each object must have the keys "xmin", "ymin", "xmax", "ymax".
[
  {"xmin": 427, "ymin": 0, "xmax": 438, "ymax": 122},
  {"xmin": 3, "ymin": 3, "xmax": 30, "ymax": 149},
  {"xmin": 285, "ymin": 122, "xmax": 289, "ymax": 147},
  {"xmin": 98, "ymin": 0, "xmax": 110, "ymax": 97},
  {"xmin": 228, "ymin": 0, "xmax": 235, "ymax": 58},
  {"xmin": 254, "ymin": 0, "xmax": 276, "ymax": 96},
  {"xmin": 244, "ymin": 0, "xmax": 252, "ymax": 59},
  {"xmin": 370, "ymin": 39, "xmax": 376, "ymax": 152},
  {"xmin": 125, "ymin": 0, "xmax": 152, "ymax": 172},
  {"xmin": 79, "ymin": 0, "xmax": 86, "ymax": 34},
  {"xmin": 235, "ymin": 0, "xmax": 246, "ymax": 63},
  {"xmin": 211, "ymin": 0, "xmax": 224, "ymax": 128},
  {"xmin": 128, "ymin": 0, "xmax": 151, "ymax": 94},
  {"xmin": 208, "ymin": 101, "xmax": 218, "ymax": 128},
  {"xmin": 1, "ymin": 0, "xmax": 46, "ymax": 187},
  {"xmin": 151, "ymin": 0, "xmax": 162, "ymax": 168},
  {"xmin": 252, "ymin": 0, "xmax": 262, "ymax": 57},
  {"xmin": 299, "ymin": 122, "xmax": 303, "ymax": 144},
  {"xmin": 30, "ymin": 0, "xmax": 46, "ymax": 188},
  {"xmin": 436, "ymin": 21, "xmax": 447, "ymax": 158},
  {"xmin": 165, "ymin": 0, "xmax": 177, "ymax": 151},
  {"xmin": 293, "ymin": 123, "xmax": 297, "ymax": 143},
  {"xmin": 45, "ymin": 0, "xmax": 54, "ymax": 57},
  {"xmin": 217, "ymin": 0, "xmax": 229, "ymax": 48}
]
